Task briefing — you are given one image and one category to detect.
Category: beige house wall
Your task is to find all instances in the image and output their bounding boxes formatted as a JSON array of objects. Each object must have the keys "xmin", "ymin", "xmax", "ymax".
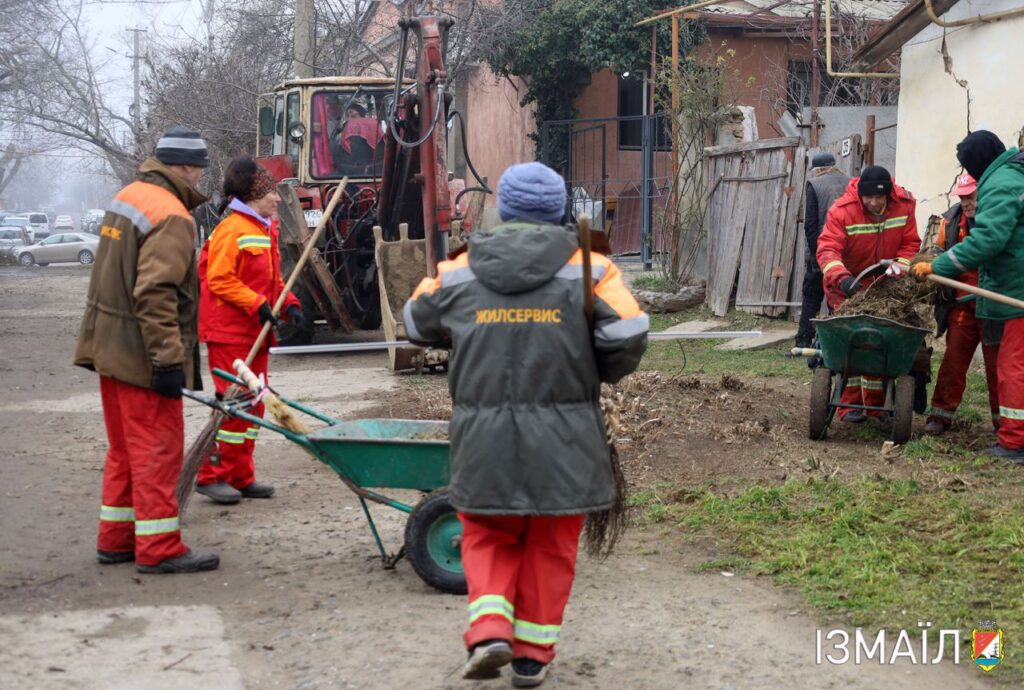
[
  {"xmin": 463, "ymin": 65, "xmax": 536, "ymax": 206},
  {"xmin": 895, "ymin": 0, "xmax": 1024, "ymax": 232}
]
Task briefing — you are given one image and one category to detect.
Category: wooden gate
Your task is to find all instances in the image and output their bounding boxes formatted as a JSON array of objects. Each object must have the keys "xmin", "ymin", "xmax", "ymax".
[{"xmin": 705, "ymin": 135, "xmax": 864, "ymax": 318}]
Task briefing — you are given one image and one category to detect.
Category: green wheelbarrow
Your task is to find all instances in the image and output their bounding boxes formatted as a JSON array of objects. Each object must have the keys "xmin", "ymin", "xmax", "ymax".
[
  {"xmin": 183, "ymin": 368, "xmax": 465, "ymax": 594},
  {"xmin": 807, "ymin": 315, "xmax": 930, "ymax": 444}
]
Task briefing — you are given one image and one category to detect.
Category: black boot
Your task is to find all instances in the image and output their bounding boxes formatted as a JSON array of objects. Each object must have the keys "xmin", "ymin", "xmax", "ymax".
[{"xmin": 137, "ymin": 550, "xmax": 220, "ymax": 574}]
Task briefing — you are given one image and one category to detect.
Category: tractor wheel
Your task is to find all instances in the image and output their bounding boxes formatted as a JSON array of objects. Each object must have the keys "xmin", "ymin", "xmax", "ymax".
[
  {"xmin": 404, "ymin": 489, "xmax": 466, "ymax": 594},
  {"xmin": 78, "ymin": 249, "xmax": 94, "ymax": 265},
  {"xmin": 18, "ymin": 252, "xmax": 34, "ymax": 267},
  {"xmin": 809, "ymin": 366, "xmax": 832, "ymax": 440},
  {"xmin": 892, "ymin": 375, "xmax": 915, "ymax": 445}
]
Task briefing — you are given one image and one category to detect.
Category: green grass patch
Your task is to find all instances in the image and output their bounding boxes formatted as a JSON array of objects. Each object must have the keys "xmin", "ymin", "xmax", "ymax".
[
  {"xmin": 631, "ymin": 274, "xmax": 676, "ymax": 292},
  {"xmin": 663, "ymin": 477, "xmax": 1024, "ymax": 676}
]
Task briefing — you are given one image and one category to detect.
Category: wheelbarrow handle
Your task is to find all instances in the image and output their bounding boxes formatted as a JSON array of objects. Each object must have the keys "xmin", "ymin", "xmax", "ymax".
[
  {"xmin": 853, "ymin": 259, "xmax": 894, "ymax": 285},
  {"xmin": 212, "ymin": 367, "xmax": 245, "ymax": 387},
  {"xmin": 788, "ymin": 347, "xmax": 822, "ymax": 358}
]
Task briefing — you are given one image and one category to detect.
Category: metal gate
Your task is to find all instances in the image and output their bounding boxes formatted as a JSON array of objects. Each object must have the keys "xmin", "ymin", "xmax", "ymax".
[{"xmin": 540, "ymin": 113, "xmax": 672, "ymax": 265}]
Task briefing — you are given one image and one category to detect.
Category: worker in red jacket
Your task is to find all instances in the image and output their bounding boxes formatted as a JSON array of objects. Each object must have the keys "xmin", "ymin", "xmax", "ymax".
[
  {"xmin": 196, "ymin": 157, "xmax": 301, "ymax": 504},
  {"xmin": 925, "ymin": 172, "xmax": 1000, "ymax": 434},
  {"xmin": 816, "ymin": 166, "xmax": 920, "ymax": 421}
]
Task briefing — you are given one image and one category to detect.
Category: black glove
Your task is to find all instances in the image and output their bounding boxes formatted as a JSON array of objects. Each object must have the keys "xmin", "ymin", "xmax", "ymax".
[
  {"xmin": 839, "ymin": 276, "xmax": 861, "ymax": 297},
  {"xmin": 257, "ymin": 301, "xmax": 278, "ymax": 327},
  {"xmin": 286, "ymin": 304, "xmax": 305, "ymax": 331},
  {"xmin": 151, "ymin": 366, "xmax": 186, "ymax": 399}
]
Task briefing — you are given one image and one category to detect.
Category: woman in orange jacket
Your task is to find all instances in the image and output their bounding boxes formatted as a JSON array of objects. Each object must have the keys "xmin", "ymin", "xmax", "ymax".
[{"xmin": 196, "ymin": 157, "xmax": 301, "ymax": 504}]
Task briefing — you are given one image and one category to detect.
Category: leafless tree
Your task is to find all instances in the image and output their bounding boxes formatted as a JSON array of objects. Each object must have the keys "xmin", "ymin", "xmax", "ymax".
[
  {"xmin": 0, "ymin": 0, "xmax": 143, "ymax": 184},
  {"xmin": 144, "ymin": 0, "xmax": 296, "ymax": 193}
]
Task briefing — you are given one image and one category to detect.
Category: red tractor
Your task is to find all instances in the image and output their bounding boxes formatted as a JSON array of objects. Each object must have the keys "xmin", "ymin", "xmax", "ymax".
[{"xmin": 255, "ymin": 16, "xmax": 485, "ymax": 365}]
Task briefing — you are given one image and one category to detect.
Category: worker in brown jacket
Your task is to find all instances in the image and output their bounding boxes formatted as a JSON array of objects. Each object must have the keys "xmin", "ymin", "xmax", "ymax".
[{"xmin": 74, "ymin": 127, "xmax": 220, "ymax": 574}]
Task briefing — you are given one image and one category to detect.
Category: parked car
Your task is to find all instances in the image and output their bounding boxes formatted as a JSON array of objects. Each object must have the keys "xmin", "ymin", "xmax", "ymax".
[
  {"xmin": 27, "ymin": 212, "xmax": 50, "ymax": 239},
  {"xmin": 53, "ymin": 214, "xmax": 74, "ymax": 230},
  {"xmin": 0, "ymin": 225, "xmax": 29, "ymax": 249},
  {"xmin": 3, "ymin": 216, "xmax": 34, "ymax": 242},
  {"xmin": 17, "ymin": 232, "xmax": 99, "ymax": 266},
  {"xmin": 81, "ymin": 209, "xmax": 105, "ymax": 233}
]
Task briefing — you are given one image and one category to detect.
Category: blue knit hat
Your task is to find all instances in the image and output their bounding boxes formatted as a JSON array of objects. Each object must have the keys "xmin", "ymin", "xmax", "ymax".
[{"xmin": 497, "ymin": 162, "xmax": 567, "ymax": 224}]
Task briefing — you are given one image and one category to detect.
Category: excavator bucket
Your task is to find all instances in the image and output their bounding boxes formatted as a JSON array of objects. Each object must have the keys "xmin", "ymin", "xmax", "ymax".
[{"xmin": 373, "ymin": 223, "xmax": 451, "ymax": 371}]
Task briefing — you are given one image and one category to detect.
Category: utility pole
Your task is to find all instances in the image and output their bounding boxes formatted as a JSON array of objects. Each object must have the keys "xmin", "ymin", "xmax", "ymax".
[
  {"xmin": 203, "ymin": 0, "xmax": 215, "ymax": 49},
  {"xmin": 127, "ymin": 28, "xmax": 147, "ymax": 141},
  {"xmin": 293, "ymin": 0, "xmax": 315, "ymax": 78}
]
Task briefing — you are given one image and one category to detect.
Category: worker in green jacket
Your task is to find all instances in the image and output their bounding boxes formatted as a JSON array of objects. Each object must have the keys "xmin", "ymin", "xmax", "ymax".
[{"xmin": 913, "ymin": 130, "xmax": 1024, "ymax": 460}]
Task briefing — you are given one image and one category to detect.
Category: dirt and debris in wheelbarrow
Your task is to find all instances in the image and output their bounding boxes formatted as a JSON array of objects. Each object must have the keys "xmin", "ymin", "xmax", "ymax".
[{"xmin": 836, "ymin": 276, "xmax": 936, "ymax": 330}]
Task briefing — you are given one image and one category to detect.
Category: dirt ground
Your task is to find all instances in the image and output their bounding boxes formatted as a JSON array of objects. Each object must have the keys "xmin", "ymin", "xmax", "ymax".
[{"xmin": 0, "ymin": 265, "xmax": 993, "ymax": 689}]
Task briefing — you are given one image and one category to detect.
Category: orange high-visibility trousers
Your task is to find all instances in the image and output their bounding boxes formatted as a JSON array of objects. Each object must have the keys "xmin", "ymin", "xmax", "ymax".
[
  {"xmin": 197, "ymin": 344, "xmax": 268, "ymax": 489},
  {"xmin": 929, "ymin": 305, "xmax": 1000, "ymax": 429},
  {"xmin": 459, "ymin": 513, "xmax": 585, "ymax": 665},
  {"xmin": 97, "ymin": 376, "xmax": 189, "ymax": 566},
  {"xmin": 997, "ymin": 318, "xmax": 1024, "ymax": 449}
]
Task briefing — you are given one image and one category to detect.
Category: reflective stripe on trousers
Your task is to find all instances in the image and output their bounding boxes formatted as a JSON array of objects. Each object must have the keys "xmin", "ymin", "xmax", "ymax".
[
  {"xmin": 100, "ymin": 505, "xmax": 136, "ymax": 522},
  {"xmin": 514, "ymin": 619, "xmax": 560, "ymax": 646},
  {"xmin": 468, "ymin": 594, "xmax": 514, "ymax": 623},
  {"xmin": 135, "ymin": 516, "xmax": 180, "ymax": 536}
]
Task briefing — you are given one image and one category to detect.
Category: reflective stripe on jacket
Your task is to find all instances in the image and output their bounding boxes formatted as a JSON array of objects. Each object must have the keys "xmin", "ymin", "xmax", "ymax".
[
  {"xmin": 816, "ymin": 177, "xmax": 920, "ymax": 308},
  {"xmin": 74, "ymin": 158, "xmax": 206, "ymax": 390},
  {"xmin": 403, "ymin": 222, "xmax": 648, "ymax": 514},
  {"xmin": 198, "ymin": 208, "xmax": 300, "ymax": 346}
]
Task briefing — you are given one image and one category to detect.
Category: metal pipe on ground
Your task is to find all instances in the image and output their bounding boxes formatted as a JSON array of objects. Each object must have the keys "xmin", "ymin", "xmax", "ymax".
[{"xmin": 270, "ymin": 331, "xmax": 766, "ymax": 355}]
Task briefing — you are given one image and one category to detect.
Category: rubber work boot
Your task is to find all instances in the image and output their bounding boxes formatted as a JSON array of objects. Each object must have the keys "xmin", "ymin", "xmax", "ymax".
[
  {"xmin": 980, "ymin": 444, "xmax": 1024, "ymax": 464},
  {"xmin": 511, "ymin": 658, "xmax": 548, "ymax": 688},
  {"xmin": 841, "ymin": 411, "xmax": 867, "ymax": 424},
  {"xmin": 137, "ymin": 550, "xmax": 220, "ymax": 574},
  {"xmin": 924, "ymin": 420, "xmax": 948, "ymax": 436},
  {"xmin": 97, "ymin": 550, "xmax": 134, "ymax": 565},
  {"xmin": 462, "ymin": 639, "xmax": 512, "ymax": 680},
  {"xmin": 239, "ymin": 481, "xmax": 275, "ymax": 499},
  {"xmin": 196, "ymin": 482, "xmax": 242, "ymax": 504}
]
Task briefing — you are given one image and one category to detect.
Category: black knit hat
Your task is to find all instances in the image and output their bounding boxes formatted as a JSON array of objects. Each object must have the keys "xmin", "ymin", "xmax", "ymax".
[
  {"xmin": 956, "ymin": 130, "xmax": 1006, "ymax": 181},
  {"xmin": 811, "ymin": 152, "xmax": 836, "ymax": 168},
  {"xmin": 857, "ymin": 165, "xmax": 892, "ymax": 197},
  {"xmin": 155, "ymin": 126, "xmax": 210, "ymax": 168}
]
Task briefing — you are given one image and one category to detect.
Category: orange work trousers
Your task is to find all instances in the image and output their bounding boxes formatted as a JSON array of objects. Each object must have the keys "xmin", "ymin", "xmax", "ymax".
[
  {"xmin": 97, "ymin": 376, "xmax": 189, "ymax": 566},
  {"xmin": 459, "ymin": 513, "xmax": 585, "ymax": 665}
]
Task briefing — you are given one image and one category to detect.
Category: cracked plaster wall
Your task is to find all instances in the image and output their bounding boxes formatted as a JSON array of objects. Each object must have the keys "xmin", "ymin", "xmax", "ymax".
[{"xmin": 894, "ymin": 0, "xmax": 1024, "ymax": 231}]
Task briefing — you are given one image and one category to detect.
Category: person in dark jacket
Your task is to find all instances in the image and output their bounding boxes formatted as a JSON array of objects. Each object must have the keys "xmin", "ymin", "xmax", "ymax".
[
  {"xmin": 796, "ymin": 153, "xmax": 850, "ymax": 347},
  {"xmin": 74, "ymin": 127, "xmax": 220, "ymax": 574},
  {"xmin": 404, "ymin": 162, "xmax": 648, "ymax": 687},
  {"xmin": 914, "ymin": 130, "xmax": 1024, "ymax": 460},
  {"xmin": 924, "ymin": 172, "xmax": 1000, "ymax": 435}
]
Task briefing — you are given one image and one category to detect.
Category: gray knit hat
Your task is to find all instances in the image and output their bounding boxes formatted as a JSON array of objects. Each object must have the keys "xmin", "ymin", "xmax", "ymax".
[
  {"xmin": 155, "ymin": 126, "xmax": 209, "ymax": 168},
  {"xmin": 811, "ymin": 152, "xmax": 836, "ymax": 168}
]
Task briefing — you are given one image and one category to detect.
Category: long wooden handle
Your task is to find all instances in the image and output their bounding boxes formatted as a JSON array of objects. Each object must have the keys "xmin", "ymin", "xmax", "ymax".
[
  {"xmin": 240, "ymin": 178, "xmax": 349, "ymax": 368},
  {"xmin": 579, "ymin": 215, "xmax": 594, "ymax": 324},
  {"xmin": 927, "ymin": 273, "xmax": 1024, "ymax": 311}
]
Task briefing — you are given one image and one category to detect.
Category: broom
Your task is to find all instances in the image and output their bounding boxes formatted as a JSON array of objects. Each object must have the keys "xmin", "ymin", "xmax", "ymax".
[
  {"xmin": 577, "ymin": 215, "xmax": 629, "ymax": 559},
  {"xmin": 231, "ymin": 359, "xmax": 309, "ymax": 435},
  {"xmin": 176, "ymin": 179, "xmax": 348, "ymax": 514}
]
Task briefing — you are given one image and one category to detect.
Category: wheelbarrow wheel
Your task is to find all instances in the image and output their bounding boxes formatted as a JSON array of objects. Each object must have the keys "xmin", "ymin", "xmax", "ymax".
[
  {"xmin": 809, "ymin": 366, "xmax": 832, "ymax": 440},
  {"xmin": 892, "ymin": 375, "xmax": 915, "ymax": 445},
  {"xmin": 404, "ymin": 489, "xmax": 467, "ymax": 595}
]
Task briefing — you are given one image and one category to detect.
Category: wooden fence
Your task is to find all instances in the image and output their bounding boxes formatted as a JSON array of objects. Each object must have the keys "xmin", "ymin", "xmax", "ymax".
[{"xmin": 704, "ymin": 135, "xmax": 864, "ymax": 319}]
